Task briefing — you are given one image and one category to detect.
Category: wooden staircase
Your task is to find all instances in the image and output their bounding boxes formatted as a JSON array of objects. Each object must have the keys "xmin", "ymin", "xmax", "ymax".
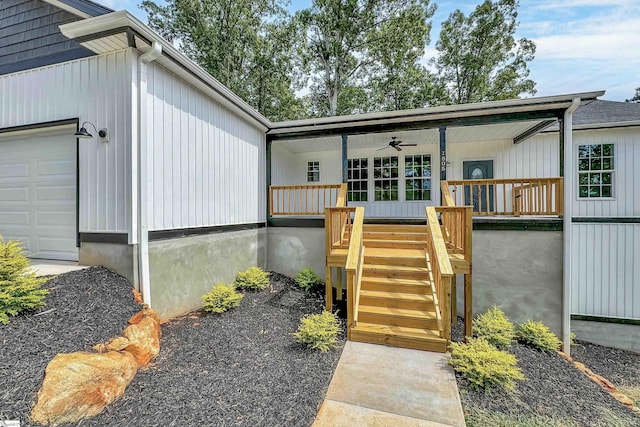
[{"xmin": 347, "ymin": 224, "xmax": 448, "ymax": 352}]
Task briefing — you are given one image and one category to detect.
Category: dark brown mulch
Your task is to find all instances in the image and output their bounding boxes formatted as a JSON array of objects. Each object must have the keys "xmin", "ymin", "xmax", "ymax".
[
  {"xmin": 571, "ymin": 341, "xmax": 640, "ymax": 388},
  {"xmin": 451, "ymin": 317, "xmax": 640, "ymax": 426},
  {"xmin": 0, "ymin": 267, "xmax": 141, "ymax": 425},
  {"xmin": 80, "ymin": 271, "xmax": 344, "ymax": 427}
]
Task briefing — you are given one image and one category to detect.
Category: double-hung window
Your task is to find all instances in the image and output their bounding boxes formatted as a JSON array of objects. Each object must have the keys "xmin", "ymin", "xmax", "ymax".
[
  {"xmin": 347, "ymin": 158, "xmax": 368, "ymax": 201},
  {"xmin": 307, "ymin": 161, "xmax": 320, "ymax": 182},
  {"xmin": 373, "ymin": 156, "xmax": 399, "ymax": 201},
  {"xmin": 405, "ymin": 154, "xmax": 432, "ymax": 201},
  {"xmin": 578, "ymin": 144, "xmax": 614, "ymax": 198}
]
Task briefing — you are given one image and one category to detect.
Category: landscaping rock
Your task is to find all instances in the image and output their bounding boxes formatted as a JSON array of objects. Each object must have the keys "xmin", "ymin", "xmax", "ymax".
[
  {"xmin": 122, "ymin": 315, "xmax": 161, "ymax": 367},
  {"xmin": 30, "ymin": 351, "xmax": 138, "ymax": 426}
]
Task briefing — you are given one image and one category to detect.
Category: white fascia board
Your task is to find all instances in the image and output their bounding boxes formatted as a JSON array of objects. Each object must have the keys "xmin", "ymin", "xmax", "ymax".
[
  {"xmin": 541, "ymin": 120, "xmax": 640, "ymax": 134},
  {"xmin": 60, "ymin": 11, "xmax": 271, "ymax": 131},
  {"xmin": 42, "ymin": 0, "xmax": 91, "ymax": 18},
  {"xmin": 269, "ymin": 91, "xmax": 606, "ymax": 134}
]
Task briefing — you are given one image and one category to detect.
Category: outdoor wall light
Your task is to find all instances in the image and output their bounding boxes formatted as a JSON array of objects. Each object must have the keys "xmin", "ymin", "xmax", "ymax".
[{"xmin": 75, "ymin": 121, "xmax": 109, "ymax": 142}]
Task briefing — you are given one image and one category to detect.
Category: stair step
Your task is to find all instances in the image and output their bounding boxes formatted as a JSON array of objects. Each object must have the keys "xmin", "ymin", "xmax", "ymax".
[
  {"xmin": 362, "ymin": 231, "xmax": 427, "ymax": 241},
  {"xmin": 358, "ymin": 305, "xmax": 438, "ymax": 329},
  {"xmin": 363, "ymin": 239, "xmax": 426, "ymax": 249},
  {"xmin": 361, "ymin": 277, "xmax": 432, "ymax": 294},
  {"xmin": 364, "ymin": 248, "xmax": 426, "ymax": 267},
  {"xmin": 363, "ymin": 224, "xmax": 428, "ymax": 233},
  {"xmin": 350, "ymin": 322, "xmax": 447, "ymax": 352},
  {"xmin": 360, "ymin": 289, "xmax": 434, "ymax": 310},
  {"xmin": 363, "ymin": 264, "xmax": 431, "ymax": 280}
]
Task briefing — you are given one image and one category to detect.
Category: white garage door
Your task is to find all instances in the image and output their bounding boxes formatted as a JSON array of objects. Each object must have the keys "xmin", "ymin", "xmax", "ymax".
[{"xmin": 0, "ymin": 128, "xmax": 77, "ymax": 260}]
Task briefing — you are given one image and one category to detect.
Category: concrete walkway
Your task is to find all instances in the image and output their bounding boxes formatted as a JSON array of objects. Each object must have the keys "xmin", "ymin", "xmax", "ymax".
[
  {"xmin": 313, "ymin": 341, "xmax": 466, "ymax": 427},
  {"xmin": 28, "ymin": 260, "xmax": 89, "ymax": 276}
]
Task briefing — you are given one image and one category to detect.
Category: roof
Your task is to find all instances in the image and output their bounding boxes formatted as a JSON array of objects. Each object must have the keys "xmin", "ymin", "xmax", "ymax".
[
  {"xmin": 44, "ymin": 0, "xmax": 113, "ymax": 18},
  {"xmin": 573, "ymin": 99, "xmax": 640, "ymax": 125}
]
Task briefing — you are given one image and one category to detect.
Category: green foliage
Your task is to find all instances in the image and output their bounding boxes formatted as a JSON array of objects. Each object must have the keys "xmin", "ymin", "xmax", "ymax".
[
  {"xmin": 234, "ymin": 266, "xmax": 270, "ymax": 291},
  {"xmin": 465, "ymin": 408, "xmax": 578, "ymax": 427},
  {"xmin": 570, "ymin": 331, "xmax": 577, "ymax": 346},
  {"xmin": 626, "ymin": 87, "xmax": 640, "ymax": 103},
  {"xmin": 202, "ymin": 283, "xmax": 244, "ymax": 314},
  {"xmin": 449, "ymin": 338, "xmax": 524, "ymax": 390},
  {"xmin": 433, "ymin": 0, "xmax": 536, "ymax": 105},
  {"xmin": 516, "ymin": 320, "xmax": 561, "ymax": 352},
  {"xmin": 292, "ymin": 311, "xmax": 341, "ymax": 352},
  {"xmin": 295, "ymin": 267, "xmax": 321, "ymax": 291},
  {"xmin": 0, "ymin": 238, "xmax": 49, "ymax": 324},
  {"xmin": 473, "ymin": 306, "xmax": 515, "ymax": 349}
]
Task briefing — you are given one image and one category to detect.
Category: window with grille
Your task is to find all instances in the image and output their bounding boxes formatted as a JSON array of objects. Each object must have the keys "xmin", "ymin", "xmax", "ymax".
[
  {"xmin": 373, "ymin": 156, "xmax": 399, "ymax": 201},
  {"xmin": 307, "ymin": 160, "xmax": 320, "ymax": 182},
  {"xmin": 405, "ymin": 154, "xmax": 432, "ymax": 201},
  {"xmin": 347, "ymin": 158, "xmax": 368, "ymax": 201},
  {"xmin": 578, "ymin": 144, "xmax": 614, "ymax": 198}
]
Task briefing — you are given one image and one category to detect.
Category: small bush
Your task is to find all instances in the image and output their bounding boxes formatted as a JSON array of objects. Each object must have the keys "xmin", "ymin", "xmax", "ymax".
[
  {"xmin": 234, "ymin": 266, "xmax": 270, "ymax": 291},
  {"xmin": 0, "ymin": 238, "xmax": 49, "ymax": 324},
  {"xmin": 295, "ymin": 267, "xmax": 321, "ymax": 291},
  {"xmin": 292, "ymin": 311, "xmax": 341, "ymax": 352},
  {"xmin": 473, "ymin": 306, "xmax": 515, "ymax": 349},
  {"xmin": 517, "ymin": 320, "xmax": 561, "ymax": 352},
  {"xmin": 202, "ymin": 283, "xmax": 244, "ymax": 314},
  {"xmin": 449, "ymin": 338, "xmax": 525, "ymax": 390}
]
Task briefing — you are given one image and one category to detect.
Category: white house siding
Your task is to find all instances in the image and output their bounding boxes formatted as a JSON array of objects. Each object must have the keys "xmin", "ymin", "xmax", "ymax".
[
  {"xmin": 572, "ymin": 223, "xmax": 640, "ymax": 319},
  {"xmin": 146, "ymin": 62, "xmax": 266, "ymax": 230},
  {"xmin": 271, "ymin": 132, "xmax": 560, "ymax": 217},
  {"xmin": 0, "ymin": 50, "xmax": 133, "ymax": 234}
]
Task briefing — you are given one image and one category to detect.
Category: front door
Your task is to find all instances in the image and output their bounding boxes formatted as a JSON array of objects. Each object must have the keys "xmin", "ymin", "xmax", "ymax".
[{"xmin": 463, "ymin": 160, "xmax": 494, "ymax": 213}]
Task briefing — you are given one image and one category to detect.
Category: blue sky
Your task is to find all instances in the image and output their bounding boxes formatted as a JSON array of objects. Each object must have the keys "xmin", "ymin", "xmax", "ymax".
[{"xmin": 102, "ymin": 0, "xmax": 639, "ymax": 101}]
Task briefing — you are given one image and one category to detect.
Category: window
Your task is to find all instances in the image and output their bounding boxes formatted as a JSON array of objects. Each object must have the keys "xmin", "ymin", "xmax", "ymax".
[
  {"xmin": 405, "ymin": 154, "xmax": 432, "ymax": 201},
  {"xmin": 347, "ymin": 158, "xmax": 368, "ymax": 201},
  {"xmin": 373, "ymin": 156, "xmax": 399, "ymax": 201},
  {"xmin": 307, "ymin": 161, "xmax": 320, "ymax": 182},
  {"xmin": 578, "ymin": 143, "xmax": 614, "ymax": 198}
]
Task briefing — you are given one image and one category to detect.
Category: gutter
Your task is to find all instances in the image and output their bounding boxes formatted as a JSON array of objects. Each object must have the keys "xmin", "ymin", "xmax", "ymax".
[
  {"xmin": 59, "ymin": 11, "xmax": 271, "ymax": 131},
  {"xmin": 136, "ymin": 42, "xmax": 163, "ymax": 307},
  {"xmin": 562, "ymin": 97, "xmax": 581, "ymax": 355}
]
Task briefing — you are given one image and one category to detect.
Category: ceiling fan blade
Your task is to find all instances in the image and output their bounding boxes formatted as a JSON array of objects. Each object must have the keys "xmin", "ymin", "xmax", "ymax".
[
  {"xmin": 393, "ymin": 145, "xmax": 402, "ymax": 151},
  {"xmin": 399, "ymin": 143, "xmax": 417, "ymax": 147},
  {"xmin": 376, "ymin": 146, "xmax": 389, "ymax": 151}
]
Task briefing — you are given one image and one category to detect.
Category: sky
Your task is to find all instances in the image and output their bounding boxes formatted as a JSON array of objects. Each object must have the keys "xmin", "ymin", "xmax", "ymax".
[{"xmin": 101, "ymin": 0, "xmax": 639, "ymax": 102}]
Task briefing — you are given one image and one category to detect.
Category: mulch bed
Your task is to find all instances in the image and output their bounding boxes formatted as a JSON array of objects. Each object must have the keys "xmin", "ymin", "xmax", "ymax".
[
  {"xmin": 571, "ymin": 341, "xmax": 640, "ymax": 389},
  {"xmin": 451, "ymin": 317, "xmax": 640, "ymax": 426},
  {"xmin": 0, "ymin": 267, "xmax": 141, "ymax": 424},
  {"xmin": 2, "ymin": 269, "xmax": 343, "ymax": 426}
]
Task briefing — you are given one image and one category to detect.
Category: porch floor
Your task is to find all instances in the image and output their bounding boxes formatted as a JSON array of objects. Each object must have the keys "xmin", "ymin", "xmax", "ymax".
[{"xmin": 313, "ymin": 341, "xmax": 465, "ymax": 426}]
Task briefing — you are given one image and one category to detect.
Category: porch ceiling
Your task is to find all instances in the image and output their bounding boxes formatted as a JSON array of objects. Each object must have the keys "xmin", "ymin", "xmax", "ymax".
[{"xmin": 277, "ymin": 119, "xmax": 548, "ymax": 153}]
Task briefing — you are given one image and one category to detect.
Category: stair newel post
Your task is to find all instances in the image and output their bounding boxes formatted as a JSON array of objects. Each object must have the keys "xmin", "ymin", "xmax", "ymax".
[
  {"xmin": 442, "ymin": 275, "xmax": 452, "ymax": 342},
  {"xmin": 346, "ymin": 269, "xmax": 354, "ymax": 340}
]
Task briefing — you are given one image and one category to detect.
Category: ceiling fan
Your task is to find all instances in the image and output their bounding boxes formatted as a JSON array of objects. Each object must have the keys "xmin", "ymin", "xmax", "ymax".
[{"xmin": 377, "ymin": 136, "xmax": 417, "ymax": 151}]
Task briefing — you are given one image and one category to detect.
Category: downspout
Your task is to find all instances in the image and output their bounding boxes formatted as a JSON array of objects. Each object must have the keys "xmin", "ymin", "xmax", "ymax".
[
  {"xmin": 562, "ymin": 97, "xmax": 580, "ymax": 355},
  {"xmin": 137, "ymin": 42, "xmax": 162, "ymax": 307}
]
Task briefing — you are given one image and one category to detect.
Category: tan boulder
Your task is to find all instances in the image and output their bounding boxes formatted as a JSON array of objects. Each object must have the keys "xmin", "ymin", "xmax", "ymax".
[
  {"xmin": 122, "ymin": 315, "xmax": 161, "ymax": 367},
  {"xmin": 93, "ymin": 336, "xmax": 131, "ymax": 353},
  {"xmin": 30, "ymin": 351, "xmax": 137, "ymax": 426}
]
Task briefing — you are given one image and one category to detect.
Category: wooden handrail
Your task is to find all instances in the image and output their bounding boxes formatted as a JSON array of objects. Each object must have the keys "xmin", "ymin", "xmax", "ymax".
[
  {"xmin": 436, "ymin": 206, "xmax": 472, "ymax": 261},
  {"xmin": 426, "ymin": 207, "xmax": 454, "ymax": 342},
  {"xmin": 345, "ymin": 207, "xmax": 365, "ymax": 336},
  {"xmin": 270, "ymin": 184, "xmax": 345, "ymax": 216},
  {"xmin": 442, "ymin": 177, "xmax": 563, "ymax": 216},
  {"xmin": 325, "ymin": 207, "xmax": 356, "ymax": 251}
]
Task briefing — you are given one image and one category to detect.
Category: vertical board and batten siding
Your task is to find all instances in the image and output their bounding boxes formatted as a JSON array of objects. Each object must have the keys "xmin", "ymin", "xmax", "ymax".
[
  {"xmin": 271, "ymin": 133, "xmax": 560, "ymax": 217},
  {"xmin": 146, "ymin": 62, "xmax": 266, "ymax": 230},
  {"xmin": 0, "ymin": 0, "xmax": 94, "ymax": 75},
  {"xmin": 0, "ymin": 49, "xmax": 132, "ymax": 233},
  {"xmin": 570, "ymin": 127, "xmax": 640, "ymax": 320}
]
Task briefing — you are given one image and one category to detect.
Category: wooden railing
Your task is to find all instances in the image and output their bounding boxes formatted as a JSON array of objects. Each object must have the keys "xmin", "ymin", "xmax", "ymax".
[
  {"xmin": 324, "ymin": 207, "xmax": 356, "ymax": 251},
  {"xmin": 345, "ymin": 207, "xmax": 365, "ymax": 338},
  {"xmin": 442, "ymin": 178, "xmax": 563, "ymax": 216},
  {"xmin": 270, "ymin": 184, "xmax": 347, "ymax": 215},
  {"xmin": 425, "ymin": 207, "xmax": 454, "ymax": 341}
]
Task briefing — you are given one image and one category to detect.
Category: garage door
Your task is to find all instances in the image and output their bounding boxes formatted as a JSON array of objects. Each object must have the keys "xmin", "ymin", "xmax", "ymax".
[{"xmin": 0, "ymin": 128, "xmax": 77, "ymax": 261}]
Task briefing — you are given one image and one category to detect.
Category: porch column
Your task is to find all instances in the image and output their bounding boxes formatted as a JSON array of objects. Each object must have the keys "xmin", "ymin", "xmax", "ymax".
[
  {"xmin": 341, "ymin": 133, "xmax": 348, "ymax": 184},
  {"xmin": 439, "ymin": 126, "xmax": 447, "ymax": 181},
  {"xmin": 266, "ymin": 138, "xmax": 272, "ymax": 223}
]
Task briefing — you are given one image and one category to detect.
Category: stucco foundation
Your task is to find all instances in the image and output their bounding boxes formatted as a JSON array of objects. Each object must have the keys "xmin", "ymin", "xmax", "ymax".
[
  {"xmin": 572, "ymin": 320, "xmax": 640, "ymax": 352},
  {"xmin": 79, "ymin": 242, "xmax": 137, "ymax": 288},
  {"xmin": 148, "ymin": 228, "xmax": 266, "ymax": 320},
  {"xmin": 266, "ymin": 227, "xmax": 325, "ymax": 280}
]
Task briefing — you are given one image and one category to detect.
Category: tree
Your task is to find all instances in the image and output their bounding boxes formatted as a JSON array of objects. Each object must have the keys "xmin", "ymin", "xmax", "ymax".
[
  {"xmin": 140, "ymin": 0, "xmax": 303, "ymax": 121},
  {"xmin": 295, "ymin": 0, "xmax": 436, "ymax": 117},
  {"xmin": 433, "ymin": 0, "xmax": 536, "ymax": 105},
  {"xmin": 625, "ymin": 87, "xmax": 640, "ymax": 103}
]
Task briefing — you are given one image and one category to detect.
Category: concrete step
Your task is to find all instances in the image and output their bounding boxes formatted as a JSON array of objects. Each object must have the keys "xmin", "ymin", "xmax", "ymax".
[
  {"xmin": 350, "ymin": 322, "xmax": 447, "ymax": 352},
  {"xmin": 360, "ymin": 289, "xmax": 434, "ymax": 310},
  {"xmin": 358, "ymin": 305, "xmax": 438, "ymax": 329}
]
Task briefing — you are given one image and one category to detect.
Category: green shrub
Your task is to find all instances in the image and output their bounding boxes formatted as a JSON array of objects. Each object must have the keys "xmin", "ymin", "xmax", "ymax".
[
  {"xmin": 202, "ymin": 283, "xmax": 244, "ymax": 314},
  {"xmin": 234, "ymin": 266, "xmax": 270, "ymax": 291},
  {"xmin": 517, "ymin": 320, "xmax": 561, "ymax": 352},
  {"xmin": 473, "ymin": 306, "xmax": 515, "ymax": 349},
  {"xmin": 295, "ymin": 267, "xmax": 321, "ymax": 291},
  {"xmin": 292, "ymin": 311, "xmax": 341, "ymax": 352},
  {"xmin": 449, "ymin": 338, "xmax": 525, "ymax": 390},
  {"xmin": 0, "ymin": 238, "xmax": 49, "ymax": 324}
]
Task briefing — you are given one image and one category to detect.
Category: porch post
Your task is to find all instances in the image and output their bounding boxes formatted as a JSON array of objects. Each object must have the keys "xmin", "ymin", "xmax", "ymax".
[
  {"xmin": 439, "ymin": 126, "xmax": 447, "ymax": 205},
  {"xmin": 341, "ymin": 133, "xmax": 348, "ymax": 184},
  {"xmin": 266, "ymin": 137, "xmax": 272, "ymax": 224}
]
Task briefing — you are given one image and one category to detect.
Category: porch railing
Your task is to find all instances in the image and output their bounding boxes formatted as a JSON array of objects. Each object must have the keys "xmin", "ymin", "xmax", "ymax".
[
  {"xmin": 270, "ymin": 184, "xmax": 347, "ymax": 216},
  {"xmin": 324, "ymin": 206, "xmax": 356, "ymax": 251},
  {"xmin": 442, "ymin": 178, "xmax": 563, "ymax": 216},
  {"xmin": 425, "ymin": 207, "xmax": 454, "ymax": 341},
  {"xmin": 345, "ymin": 207, "xmax": 365, "ymax": 338}
]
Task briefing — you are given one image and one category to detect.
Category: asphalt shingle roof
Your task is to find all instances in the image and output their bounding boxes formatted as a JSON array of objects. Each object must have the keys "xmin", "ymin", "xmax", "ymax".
[{"xmin": 573, "ymin": 99, "xmax": 640, "ymax": 125}]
